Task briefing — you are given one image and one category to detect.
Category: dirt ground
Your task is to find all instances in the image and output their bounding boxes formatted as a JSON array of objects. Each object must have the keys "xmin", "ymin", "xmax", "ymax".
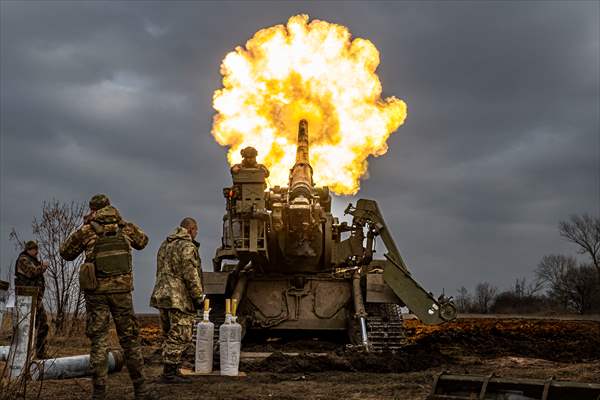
[{"xmin": 5, "ymin": 316, "xmax": 600, "ymax": 400}]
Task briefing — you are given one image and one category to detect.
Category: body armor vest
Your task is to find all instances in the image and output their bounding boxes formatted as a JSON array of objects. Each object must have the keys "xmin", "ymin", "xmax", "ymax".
[{"xmin": 93, "ymin": 227, "xmax": 132, "ymax": 277}]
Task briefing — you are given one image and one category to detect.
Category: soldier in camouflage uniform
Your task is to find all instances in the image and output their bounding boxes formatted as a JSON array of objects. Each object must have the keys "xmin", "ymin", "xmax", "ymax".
[
  {"xmin": 230, "ymin": 146, "xmax": 270, "ymax": 176},
  {"xmin": 14, "ymin": 240, "xmax": 50, "ymax": 358},
  {"xmin": 60, "ymin": 194, "xmax": 157, "ymax": 400},
  {"xmin": 150, "ymin": 217, "xmax": 204, "ymax": 383}
]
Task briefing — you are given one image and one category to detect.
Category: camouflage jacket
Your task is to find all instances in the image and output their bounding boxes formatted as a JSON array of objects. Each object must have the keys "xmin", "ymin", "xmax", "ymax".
[
  {"xmin": 59, "ymin": 205, "xmax": 148, "ymax": 294},
  {"xmin": 150, "ymin": 226, "xmax": 203, "ymax": 313},
  {"xmin": 14, "ymin": 252, "xmax": 45, "ymax": 300}
]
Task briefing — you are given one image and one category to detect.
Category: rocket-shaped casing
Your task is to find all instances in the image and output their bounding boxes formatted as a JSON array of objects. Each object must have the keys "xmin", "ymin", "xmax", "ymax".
[{"xmin": 289, "ymin": 119, "xmax": 314, "ymax": 200}]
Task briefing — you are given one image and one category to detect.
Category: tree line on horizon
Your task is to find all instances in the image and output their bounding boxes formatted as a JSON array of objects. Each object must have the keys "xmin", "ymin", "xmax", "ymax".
[{"xmin": 455, "ymin": 214, "xmax": 600, "ymax": 315}]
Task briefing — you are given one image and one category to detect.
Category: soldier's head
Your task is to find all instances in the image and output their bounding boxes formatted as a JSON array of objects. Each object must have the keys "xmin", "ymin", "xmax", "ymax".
[
  {"xmin": 240, "ymin": 146, "xmax": 258, "ymax": 167},
  {"xmin": 25, "ymin": 240, "xmax": 38, "ymax": 257},
  {"xmin": 180, "ymin": 217, "xmax": 198, "ymax": 239},
  {"xmin": 89, "ymin": 194, "xmax": 110, "ymax": 211}
]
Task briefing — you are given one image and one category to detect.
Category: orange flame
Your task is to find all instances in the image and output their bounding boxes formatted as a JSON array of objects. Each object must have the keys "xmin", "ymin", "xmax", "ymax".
[{"xmin": 212, "ymin": 14, "xmax": 407, "ymax": 195}]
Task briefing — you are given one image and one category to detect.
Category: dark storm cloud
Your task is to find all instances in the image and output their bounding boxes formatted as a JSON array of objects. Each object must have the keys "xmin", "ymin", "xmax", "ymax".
[{"xmin": 1, "ymin": 1, "xmax": 598, "ymax": 311}]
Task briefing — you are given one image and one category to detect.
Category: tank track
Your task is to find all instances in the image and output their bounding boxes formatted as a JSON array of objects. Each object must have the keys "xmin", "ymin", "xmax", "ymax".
[
  {"xmin": 194, "ymin": 302, "xmax": 406, "ymax": 353},
  {"xmin": 365, "ymin": 303, "xmax": 407, "ymax": 352}
]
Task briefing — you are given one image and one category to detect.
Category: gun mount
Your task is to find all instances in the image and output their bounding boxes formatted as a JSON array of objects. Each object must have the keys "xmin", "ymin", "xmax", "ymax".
[{"xmin": 208, "ymin": 120, "xmax": 456, "ymax": 351}]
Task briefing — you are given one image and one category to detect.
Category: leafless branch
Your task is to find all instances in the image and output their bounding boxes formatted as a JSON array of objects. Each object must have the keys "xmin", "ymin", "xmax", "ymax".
[{"xmin": 559, "ymin": 214, "xmax": 600, "ymax": 277}]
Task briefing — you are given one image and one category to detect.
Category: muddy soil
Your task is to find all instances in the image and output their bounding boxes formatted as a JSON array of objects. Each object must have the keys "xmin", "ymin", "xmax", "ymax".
[
  {"xmin": 17, "ymin": 356, "xmax": 600, "ymax": 400},
  {"xmin": 405, "ymin": 318, "xmax": 600, "ymax": 362},
  {"xmin": 6, "ymin": 317, "xmax": 599, "ymax": 400},
  {"xmin": 242, "ymin": 346, "xmax": 449, "ymax": 374}
]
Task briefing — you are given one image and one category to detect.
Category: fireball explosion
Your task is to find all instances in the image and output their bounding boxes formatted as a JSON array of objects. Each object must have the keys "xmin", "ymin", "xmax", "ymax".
[{"xmin": 212, "ymin": 14, "xmax": 407, "ymax": 195}]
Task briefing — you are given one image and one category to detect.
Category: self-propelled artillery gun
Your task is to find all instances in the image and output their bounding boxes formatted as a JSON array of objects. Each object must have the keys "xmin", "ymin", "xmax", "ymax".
[{"xmin": 204, "ymin": 119, "xmax": 456, "ymax": 350}]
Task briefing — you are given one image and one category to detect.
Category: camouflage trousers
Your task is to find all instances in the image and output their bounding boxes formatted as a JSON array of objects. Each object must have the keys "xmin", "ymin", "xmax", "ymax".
[
  {"xmin": 34, "ymin": 302, "xmax": 49, "ymax": 358},
  {"xmin": 85, "ymin": 292, "xmax": 145, "ymax": 387},
  {"xmin": 158, "ymin": 308, "xmax": 195, "ymax": 365}
]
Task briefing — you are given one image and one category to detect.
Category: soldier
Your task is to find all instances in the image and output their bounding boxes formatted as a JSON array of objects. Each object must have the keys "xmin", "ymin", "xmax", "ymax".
[
  {"xmin": 14, "ymin": 240, "xmax": 50, "ymax": 359},
  {"xmin": 60, "ymin": 194, "xmax": 156, "ymax": 400},
  {"xmin": 230, "ymin": 146, "xmax": 270, "ymax": 177},
  {"xmin": 150, "ymin": 217, "xmax": 204, "ymax": 383}
]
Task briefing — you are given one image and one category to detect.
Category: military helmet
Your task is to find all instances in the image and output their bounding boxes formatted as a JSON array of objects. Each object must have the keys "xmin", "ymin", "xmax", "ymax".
[
  {"xmin": 240, "ymin": 146, "xmax": 258, "ymax": 159},
  {"xmin": 89, "ymin": 194, "xmax": 110, "ymax": 211},
  {"xmin": 25, "ymin": 240, "xmax": 38, "ymax": 250}
]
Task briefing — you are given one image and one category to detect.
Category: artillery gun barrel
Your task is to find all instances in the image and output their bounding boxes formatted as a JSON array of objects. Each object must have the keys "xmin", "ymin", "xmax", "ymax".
[
  {"xmin": 289, "ymin": 119, "xmax": 314, "ymax": 200},
  {"xmin": 295, "ymin": 119, "xmax": 310, "ymax": 164}
]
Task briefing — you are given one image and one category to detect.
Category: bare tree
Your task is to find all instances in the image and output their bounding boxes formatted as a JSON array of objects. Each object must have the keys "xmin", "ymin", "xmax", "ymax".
[
  {"xmin": 455, "ymin": 286, "xmax": 471, "ymax": 313},
  {"xmin": 474, "ymin": 282, "xmax": 497, "ymax": 314},
  {"xmin": 536, "ymin": 254, "xmax": 600, "ymax": 313},
  {"xmin": 10, "ymin": 199, "xmax": 86, "ymax": 334},
  {"xmin": 563, "ymin": 264, "xmax": 599, "ymax": 314},
  {"xmin": 559, "ymin": 214, "xmax": 600, "ymax": 278},
  {"xmin": 535, "ymin": 254, "xmax": 577, "ymax": 309},
  {"xmin": 513, "ymin": 277, "xmax": 543, "ymax": 298}
]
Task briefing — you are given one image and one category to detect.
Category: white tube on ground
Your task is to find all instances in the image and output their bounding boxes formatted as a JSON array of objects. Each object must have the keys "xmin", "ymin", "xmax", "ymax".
[{"xmin": 29, "ymin": 350, "xmax": 123, "ymax": 380}]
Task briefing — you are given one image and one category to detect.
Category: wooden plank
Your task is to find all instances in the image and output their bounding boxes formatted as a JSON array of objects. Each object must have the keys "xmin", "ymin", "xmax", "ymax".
[
  {"xmin": 239, "ymin": 352, "xmax": 329, "ymax": 360},
  {"xmin": 180, "ymin": 368, "xmax": 247, "ymax": 377}
]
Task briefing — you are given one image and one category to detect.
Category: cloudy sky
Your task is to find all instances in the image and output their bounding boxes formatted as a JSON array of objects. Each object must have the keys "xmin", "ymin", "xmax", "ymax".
[{"xmin": 1, "ymin": 1, "xmax": 598, "ymax": 313}]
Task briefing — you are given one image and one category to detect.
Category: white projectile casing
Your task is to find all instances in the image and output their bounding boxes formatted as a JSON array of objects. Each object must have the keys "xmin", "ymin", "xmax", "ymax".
[
  {"xmin": 219, "ymin": 314, "xmax": 242, "ymax": 376},
  {"xmin": 195, "ymin": 310, "xmax": 214, "ymax": 373}
]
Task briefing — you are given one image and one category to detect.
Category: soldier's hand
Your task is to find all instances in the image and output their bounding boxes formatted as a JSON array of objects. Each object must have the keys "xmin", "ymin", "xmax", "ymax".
[
  {"xmin": 42, "ymin": 260, "xmax": 49, "ymax": 269},
  {"xmin": 83, "ymin": 211, "xmax": 95, "ymax": 224},
  {"xmin": 193, "ymin": 295, "xmax": 205, "ymax": 311}
]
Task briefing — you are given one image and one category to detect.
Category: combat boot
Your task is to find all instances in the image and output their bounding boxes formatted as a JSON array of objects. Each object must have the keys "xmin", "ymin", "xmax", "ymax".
[
  {"xmin": 91, "ymin": 384, "xmax": 106, "ymax": 400},
  {"xmin": 160, "ymin": 363, "xmax": 191, "ymax": 384},
  {"xmin": 134, "ymin": 380, "xmax": 160, "ymax": 400}
]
